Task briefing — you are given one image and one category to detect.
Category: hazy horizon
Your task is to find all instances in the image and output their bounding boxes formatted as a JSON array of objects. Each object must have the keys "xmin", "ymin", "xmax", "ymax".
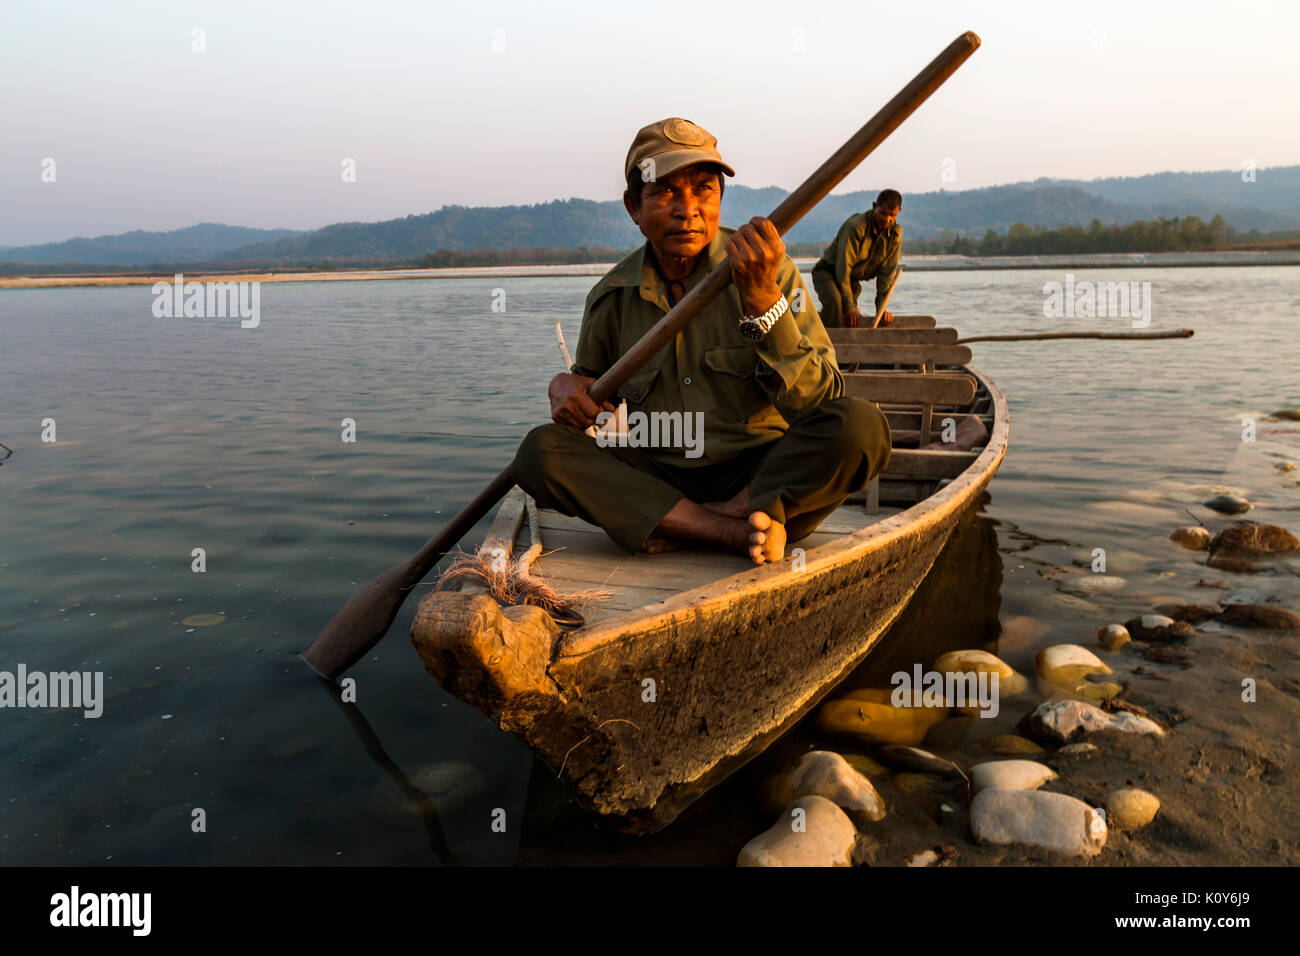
[
  {"xmin": 9, "ymin": 161, "xmax": 1294, "ymax": 249},
  {"xmin": 5, "ymin": 0, "xmax": 1298, "ymax": 246}
]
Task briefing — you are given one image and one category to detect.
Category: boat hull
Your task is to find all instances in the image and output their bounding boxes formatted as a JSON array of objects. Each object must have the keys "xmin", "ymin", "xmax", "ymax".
[{"xmin": 412, "ymin": 367, "xmax": 1008, "ymax": 833}]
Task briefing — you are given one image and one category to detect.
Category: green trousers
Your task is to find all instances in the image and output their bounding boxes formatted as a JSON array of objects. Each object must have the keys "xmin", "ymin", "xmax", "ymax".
[
  {"xmin": 811, "ymin": 263, "xmax": 851, "ymax": 328},
  {"xmin": 510, "ymin": 397, "xmax": 892, "ymax": 554}
]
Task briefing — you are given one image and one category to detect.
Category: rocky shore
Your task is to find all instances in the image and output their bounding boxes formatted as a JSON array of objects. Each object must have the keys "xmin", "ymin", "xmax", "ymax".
[{"xmin": 734, "ymin": 413, "xmax": 1300, "ymax": 866}]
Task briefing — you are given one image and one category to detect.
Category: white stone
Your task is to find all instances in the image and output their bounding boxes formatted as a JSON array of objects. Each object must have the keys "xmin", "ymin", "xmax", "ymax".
[
  {"xmin": 1036, "ymin": 644, "xmax": 1113, "ymax": 685},
  {"xmin": 1065, "ymin": 574, "xmax": 1127, "ymax": 594},
  {"xmin": 1097, "ymin": 624, "xmax": 1132, "ymax": 650},
  {"xmin": 932, "ymin": 648, "xmax": 1029, "ymax": 698},
  {"xmin": 764, "ymin": 750, "xmax": 886, "ymax": 823},
  {"xmin": 970, "ymin": 760, "xmax": 1057, "ymax": 793},
  {"xmin": 1026, "ymin": 699, "xmax": 1164, "ymax": 744},
  {"xmin": 1140, "ymin": 614, "xmax": 1175, "ymax": 629},
  {"xmin": 970, "ymin": 789, "xmax": 1107, "ymax": 857},
  {"xmin": 737, "ymin": 795, "xmax": 857, "ymax": 867}
]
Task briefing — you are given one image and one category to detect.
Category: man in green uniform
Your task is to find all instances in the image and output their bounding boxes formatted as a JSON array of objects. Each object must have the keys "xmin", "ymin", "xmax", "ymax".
[
  {"xmin": 812, "ymin": 190, "xmax": 903, "ymax": 328},
  {"xmin": 510, "ymin": 118, "xmax": 892, "ymax": 565}
]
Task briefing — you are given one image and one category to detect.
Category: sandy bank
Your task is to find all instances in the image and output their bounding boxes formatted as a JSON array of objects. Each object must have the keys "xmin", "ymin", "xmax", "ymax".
[{"xmin": 3, "ymin": 249, "xmax": 1297, "ymax": 290}]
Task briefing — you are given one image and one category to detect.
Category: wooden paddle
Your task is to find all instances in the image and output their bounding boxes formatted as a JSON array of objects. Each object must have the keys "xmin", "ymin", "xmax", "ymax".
[
  {"xmin": 869, "ymin": 263, "xmax": 902, "ymax": 329},
  {"xmin": 302, "ymin": 30, "xmax": 983, "ymax": 679}
]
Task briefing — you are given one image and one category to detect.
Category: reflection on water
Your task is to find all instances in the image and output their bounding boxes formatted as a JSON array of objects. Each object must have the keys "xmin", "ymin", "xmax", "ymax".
[{"xmin": 2, "ymin": 265, "xmax": 1297, "ymax": 865}]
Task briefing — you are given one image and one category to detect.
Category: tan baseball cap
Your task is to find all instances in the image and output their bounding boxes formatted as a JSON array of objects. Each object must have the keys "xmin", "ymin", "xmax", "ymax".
[{"xmin": 624, "ymin": 117, "xmax": 736, "ymax": 184}]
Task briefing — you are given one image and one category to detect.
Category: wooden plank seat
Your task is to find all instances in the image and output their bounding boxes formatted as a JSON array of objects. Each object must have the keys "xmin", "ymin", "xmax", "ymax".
[
  {"xmin": 841, "ymin": 371, "xmax": 977, "ymax": 406},
  {"xmin": 883, "ymin": 408, "xmax": 994, "ymax": 432},
  {"xmin": 827, "ymin": 328, "xmax": 959, "ymax": 345},
  {"xmin": 833, "ymin": 343, "xmax": 972, "ymax": 366},
  {"xmin": 879, "ymin": 314, "xmax": 937, "ymax": 329},
  {"xmin": 882, "ymin": 448, "xmax": 980, "ymax": 480},
  {"xmin": 828, "ymin": 325, "xmax": 981, "ymax": 512}
]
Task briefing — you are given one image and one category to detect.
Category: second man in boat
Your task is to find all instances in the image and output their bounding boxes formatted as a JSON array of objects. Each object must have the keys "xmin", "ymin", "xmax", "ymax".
[{"xmin": 511, "ymin": 117, "xmax": 893, "ymax": 566}]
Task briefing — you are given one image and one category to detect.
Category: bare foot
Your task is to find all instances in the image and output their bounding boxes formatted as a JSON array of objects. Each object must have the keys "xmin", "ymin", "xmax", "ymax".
[
  {"xmin": 649, "ymin": 497, "xmax": 784, "ymax": 565},
  {"xmin": 747, "ymin": 511, "xmax": 786, "ymax": 565},
  {"xmin": 642, "ymin": 534, "xmax": 682, "ymax": 554},
  {"xmin": 702, "ymin": 487, "xmax": 750, "ymax": 519}
]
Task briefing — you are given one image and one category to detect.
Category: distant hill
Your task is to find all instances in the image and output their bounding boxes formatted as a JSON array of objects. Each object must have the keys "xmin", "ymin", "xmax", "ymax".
[
  {"xmin": 0, "ymin": 223, "xmax": 303, "ymax": 266},
  {"xmin": 220, "ymin": 200, "xmax": 638, "ymax": 263},
  {"xmin": 3, "ymin": 166, "xmax": 1296, "ymax": 268},
  {"xmin": 1019, "ymin": 166, "xmax": 1300, "ymax": 233},
  {"xmin": 1043, "ymin": 166, "xmax": 1300, "ymax": 214}
]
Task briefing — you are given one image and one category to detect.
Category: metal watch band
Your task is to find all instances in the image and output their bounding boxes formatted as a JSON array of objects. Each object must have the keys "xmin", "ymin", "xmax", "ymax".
[{"xmin": 741, "ymin": 293, "xmax": 789, "ymax": 337}]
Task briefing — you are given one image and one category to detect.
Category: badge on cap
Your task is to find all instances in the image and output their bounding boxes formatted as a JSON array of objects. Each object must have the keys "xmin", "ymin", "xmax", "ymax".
[{"xmin": 663, "ymin": 118, "xmax": 708, "ymax": 146}]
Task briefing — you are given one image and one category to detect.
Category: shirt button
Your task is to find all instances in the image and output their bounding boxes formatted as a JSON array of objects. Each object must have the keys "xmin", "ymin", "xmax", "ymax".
[{"xmin": 683, "ymin": 377, "xmax": 692, "ymax": 385}]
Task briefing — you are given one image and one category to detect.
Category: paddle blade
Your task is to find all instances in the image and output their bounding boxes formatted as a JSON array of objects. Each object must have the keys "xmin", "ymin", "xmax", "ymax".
[
  {"xmin": 301, "ymin": 560, "xmax": 424, "ymax": 678},
  {"xmin": 302, "ymin": 465, "xmax": 517, "ymax": 679}
]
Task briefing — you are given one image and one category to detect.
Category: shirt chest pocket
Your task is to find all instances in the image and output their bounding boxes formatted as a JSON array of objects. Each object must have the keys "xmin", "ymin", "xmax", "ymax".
[
  {"xmin": 619, "ymin": 363, "xmax": 662, "ymax": 406},
  {"xmin": 703, "ymin": 346, "xmax": 770, "ymax": 424}
]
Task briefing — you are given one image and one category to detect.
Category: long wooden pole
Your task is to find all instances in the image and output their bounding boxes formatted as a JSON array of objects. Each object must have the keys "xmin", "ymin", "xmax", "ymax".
[
  {"xmin": 959, "ymin": 329, "xmax": 1194, "ymax": 343},
  {"xmin": 869, "ymin": 264, "xmax": 902, "ymax": 329},
  {"xmin": 301, "ymin": 30, "xmax": 983, "ymax": 679}
]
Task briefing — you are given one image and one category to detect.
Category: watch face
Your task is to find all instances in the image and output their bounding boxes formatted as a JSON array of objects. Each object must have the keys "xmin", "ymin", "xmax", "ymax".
[{"xmin": 739, "ymin": 320, "xmax": 763, "ymax": 341}]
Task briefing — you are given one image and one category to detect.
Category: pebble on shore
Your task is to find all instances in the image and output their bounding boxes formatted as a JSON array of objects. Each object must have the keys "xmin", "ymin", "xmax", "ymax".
[
  {"xmin": 1036, "ymin": 644, "xmax": 1113, "ymax": 685},
  {"xmin": 1097, "ymin": 624, "xmax": 1132, "ymax": 650},
  {"xmin": 1124, "ymin": 614, "xmax": 1195, "ymax": 642},
  {"xmin": 1206, "ymin": 521, "xmax": 1300, "ymax": 572},
  {"xmin": 1022, "ymin": 699, "xmax": 1165, "ymax": 744},
  {"xmin": 970, "ymin": 789, "xmax": 1107, "ymax": 858},
  {"xmin": 1036, "ymin": 644, "xmax": 1122, "ymax": 704},
  {"xmin": 816, "ymin": 688, "xmax": 950, "ymax": 746},
  {"xmin": 970, "ymin": 760, "xmax": 1057, "ymax": 793},
  {"xmin": 1217, "ymin": 603, "xmax": 1300, "ymax": 630},
  {"xmin": 761, "ymin": 751, "xmax": 886, "ymax": 824},
  {"xmin": 737, "ymin": 795, "xmax": 858, "ymax": 867},
  {"xmin": 1063, "ymin": 573, "xmax": 1127, "ymax": 594},
  {"xmin": 1202, "ymin": 494, "xmax": 1252, "ymax": 515},
  {"xmin": 876, "ymin": 744, "xmax": 963, "ymax": 778},
  {"xmin": 1153, "ymin": 603, "xmax": 1220, "ymax": 623},
  {"xmin": 932, "ymin": 649, "xmax": 1030, "ymax": 717},
  {"xmin": 1169, "ymin": 526, "xmax": 1212, "ymax": 551},
  {"xmin": 1104, "ymin": 788, "xmax": 1161, "ymax": 830}
]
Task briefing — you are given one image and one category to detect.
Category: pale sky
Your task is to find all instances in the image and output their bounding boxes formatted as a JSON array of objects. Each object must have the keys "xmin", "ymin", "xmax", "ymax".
[{"xmin": 3, "ymin": 0, "xmax": 1298, "ymax": 245}]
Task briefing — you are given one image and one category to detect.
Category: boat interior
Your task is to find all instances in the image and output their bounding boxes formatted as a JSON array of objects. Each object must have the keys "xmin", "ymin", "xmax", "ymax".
[{"xmin": 464, "ymin": 315, "xmax": 996, "ymax": 630}]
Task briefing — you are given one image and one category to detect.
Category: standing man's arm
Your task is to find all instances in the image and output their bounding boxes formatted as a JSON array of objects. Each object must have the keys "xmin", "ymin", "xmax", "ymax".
[
  {"xmin": 831, "ymin": 217, "xmax": 865, "ymax": 326},
  {"xmin": 873, "ymin": 227, "xmax": 902, "ymax": 322}
]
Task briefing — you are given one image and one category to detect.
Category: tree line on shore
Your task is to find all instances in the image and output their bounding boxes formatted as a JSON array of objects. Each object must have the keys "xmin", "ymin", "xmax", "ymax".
[
  {"xmin": 911, "ymin": 215, "xmax": 1298, "ymax": 256},
  {"xmin": 4, "ymin": 217, "xmax": 1297, "ymax": 276}
]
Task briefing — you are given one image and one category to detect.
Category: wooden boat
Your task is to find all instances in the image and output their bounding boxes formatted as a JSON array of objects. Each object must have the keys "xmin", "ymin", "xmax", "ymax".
[{"xmin": 410, "ymin": 315, "xmax": 1009, "ymax": 834}]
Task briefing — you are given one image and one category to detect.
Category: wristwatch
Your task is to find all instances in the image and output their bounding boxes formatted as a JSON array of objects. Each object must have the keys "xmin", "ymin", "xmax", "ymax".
[{"xmin": 738, "ymin": 293, "xmax": 789, "ymax": 341}]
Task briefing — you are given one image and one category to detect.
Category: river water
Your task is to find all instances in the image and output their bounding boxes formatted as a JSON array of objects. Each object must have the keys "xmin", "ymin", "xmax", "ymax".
[{"xmin": 2, "ymin": 264, "xmax": 1297, "ymax": 864}]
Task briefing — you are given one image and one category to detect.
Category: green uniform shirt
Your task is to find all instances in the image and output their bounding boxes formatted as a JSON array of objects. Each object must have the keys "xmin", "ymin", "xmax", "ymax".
[
  {"xmin": 815, "ymin": 212, "xmax": 902, "ymax": 316},
  {"xmin": 571, "ymin": 226, "xmax": 843, "ymax": 468}
]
